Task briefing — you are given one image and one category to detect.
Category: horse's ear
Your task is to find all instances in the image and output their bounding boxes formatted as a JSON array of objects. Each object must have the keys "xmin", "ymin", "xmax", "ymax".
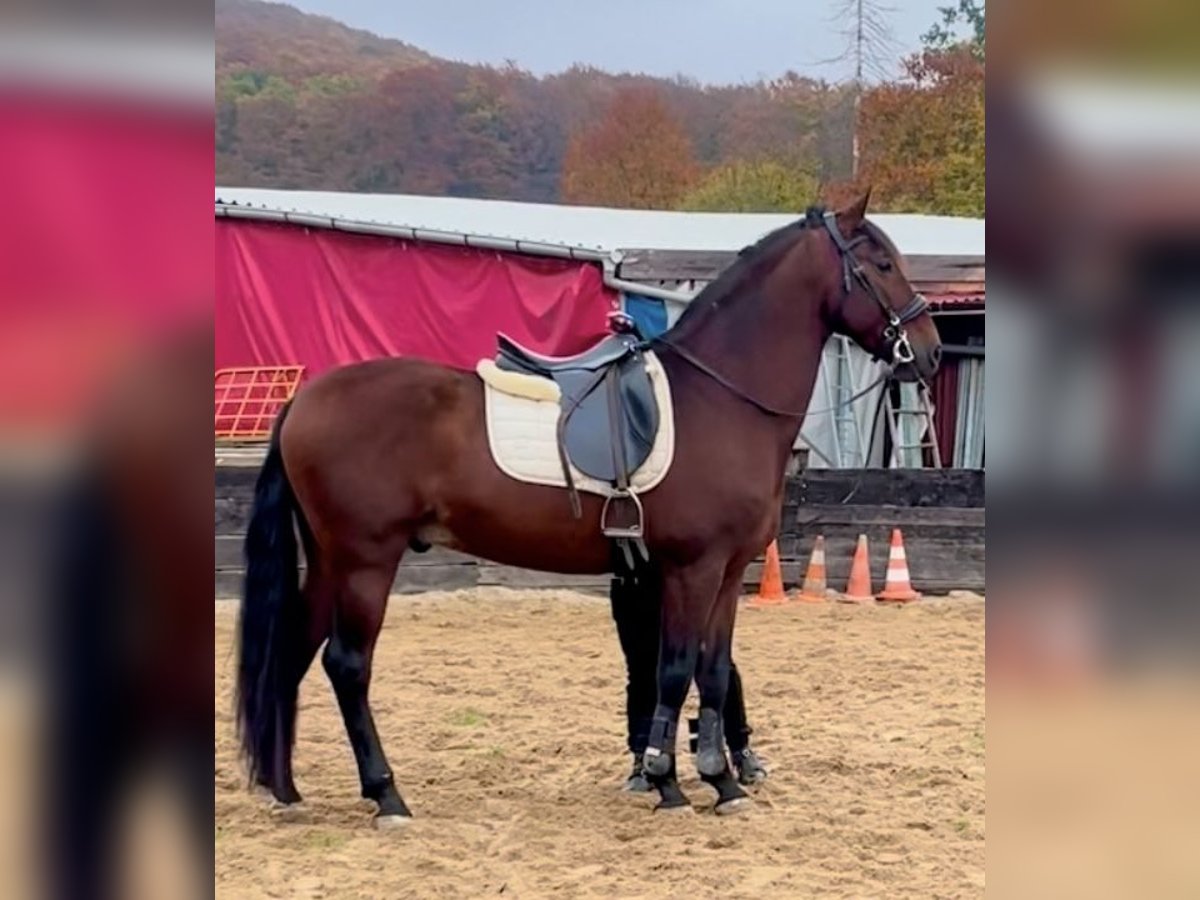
[{"xmin": 837, "ymin": 188, "xmax": 872, "ymax": 237}]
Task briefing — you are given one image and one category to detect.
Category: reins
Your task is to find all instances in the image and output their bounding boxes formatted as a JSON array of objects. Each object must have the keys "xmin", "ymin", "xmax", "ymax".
[
  {"xmin": 651, "ymin": 333, "xmax": 892, "ymax": 420},
  {"xmin": 658, "ymin": 327, "xmax": 917, "ymax": 518}
]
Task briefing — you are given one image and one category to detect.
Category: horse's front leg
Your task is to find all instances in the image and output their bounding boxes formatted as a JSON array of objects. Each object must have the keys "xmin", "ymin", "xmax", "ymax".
[
  {"xmin": 693, "ymin": 565, "xmax": 753, "ymax": 815},
  {"xmin": 643, "ymin": 560, "xmax": 722, "ymax": 813}
]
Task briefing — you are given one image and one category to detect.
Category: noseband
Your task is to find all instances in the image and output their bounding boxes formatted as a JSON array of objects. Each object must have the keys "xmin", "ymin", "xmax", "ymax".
[{"xmin": 820, "ymin": 211, "xmax": 927, "ymax": 365}]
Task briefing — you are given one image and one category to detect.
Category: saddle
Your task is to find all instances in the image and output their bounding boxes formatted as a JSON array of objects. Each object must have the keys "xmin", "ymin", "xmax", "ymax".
[{"xmin": 495, "ymin": 316, "xmax": 659, "ymax": 565}]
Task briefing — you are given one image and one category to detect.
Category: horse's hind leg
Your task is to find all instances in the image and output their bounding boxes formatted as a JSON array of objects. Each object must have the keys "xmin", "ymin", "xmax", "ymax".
[
  {"xmin": 643, "ymin": 560, "xmax": 722, "ymax": 813},
  {"xmin": 323, "ymin": 560, "xmax": 412, "ymax": 827},
  {"xmin": 693, "ymin": 567, "xmax": 751, "ymax": 815}
]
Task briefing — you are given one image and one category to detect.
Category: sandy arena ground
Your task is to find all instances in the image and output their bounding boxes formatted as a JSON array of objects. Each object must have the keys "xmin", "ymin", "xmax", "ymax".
[{"xmin": 215, "ymin": 589, "xmax": 984, "ymax": 899}]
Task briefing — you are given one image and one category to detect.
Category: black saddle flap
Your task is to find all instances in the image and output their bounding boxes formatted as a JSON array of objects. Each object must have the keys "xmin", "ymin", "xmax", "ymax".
[
  {"xmin": 558, "ymin": 355, "xmax": 658, "ymax": 483},
  {"xmin": 490, "ymin": 333, "xmax": 660, "ymax": 487}
]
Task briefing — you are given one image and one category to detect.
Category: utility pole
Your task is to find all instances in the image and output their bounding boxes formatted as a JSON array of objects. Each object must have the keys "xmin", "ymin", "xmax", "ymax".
[
  {"xmin": 852, "ymin": 0, "xmax": 863, "ymax": 179},
  {"xmin": 819, "ymin": 0, "xmax": 897, "ymax": 181}
]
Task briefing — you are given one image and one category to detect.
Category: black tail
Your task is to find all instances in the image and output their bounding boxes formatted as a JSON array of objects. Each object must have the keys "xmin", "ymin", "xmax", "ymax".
[{"xmin": 235, "ymin": 404, "xmax": 301, "ymax": 789}]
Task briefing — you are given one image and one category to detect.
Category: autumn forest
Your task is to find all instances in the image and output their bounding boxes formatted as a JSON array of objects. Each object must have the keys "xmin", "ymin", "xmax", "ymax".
[{"xmin": 216, "ymin": 0, "xmax": 984, "ymax": 216}]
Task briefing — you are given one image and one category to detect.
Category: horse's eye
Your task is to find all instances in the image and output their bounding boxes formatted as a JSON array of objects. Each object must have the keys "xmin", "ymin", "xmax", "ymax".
[{"xmin": 877, "ymin": 259, "xmax": 894, "ymax": 272}]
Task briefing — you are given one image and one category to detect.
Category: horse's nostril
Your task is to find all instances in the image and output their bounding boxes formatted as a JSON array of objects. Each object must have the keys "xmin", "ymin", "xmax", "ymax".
[{"xmin": 930, "ymin": 346, "xmax": 942, "ymax": 366}]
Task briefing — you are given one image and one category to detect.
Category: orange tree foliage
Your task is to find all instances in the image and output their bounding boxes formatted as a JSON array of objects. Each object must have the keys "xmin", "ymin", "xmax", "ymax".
[
  {"xmin": 217, "ymin": 0, "xmax": 983, "ymax": 217},
  {"xmin": 854, "ymin": 41, "xmax": 985, "ymax": 216},
  {"xmin": 218, "ymin": 0, "xmax": 854, "ymax": 203},
  {"xmin": 560, "ymin": 88, "xmax": 700, "ymax": 209},
  {"xmin": 821, "ymin": 2, "xmax": 984, "ymax": 216}
]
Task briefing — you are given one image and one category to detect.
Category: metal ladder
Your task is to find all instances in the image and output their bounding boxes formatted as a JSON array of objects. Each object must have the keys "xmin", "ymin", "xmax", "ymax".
[
  {"xmin": 885, "ymin": 381, "xmax": 942, "ymax": 468},
  {"xmin": 827, "ymin": 336, "xmax": 865, "ymax": 467}
]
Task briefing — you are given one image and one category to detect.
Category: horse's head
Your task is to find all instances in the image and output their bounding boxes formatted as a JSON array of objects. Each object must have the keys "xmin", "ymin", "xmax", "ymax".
[{"xmin": 809, "ymin": 191, "xmax": 942, "ymax": 383}]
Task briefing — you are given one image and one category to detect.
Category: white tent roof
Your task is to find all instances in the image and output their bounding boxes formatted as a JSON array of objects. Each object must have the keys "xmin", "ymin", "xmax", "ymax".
[{"xmin": 216, "ymin": 187, "xmax": 984, "ymax": 259}]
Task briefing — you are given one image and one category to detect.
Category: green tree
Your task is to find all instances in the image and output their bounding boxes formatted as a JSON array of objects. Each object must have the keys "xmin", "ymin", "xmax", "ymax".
[
  {"xmin": 231, "ymin": 75, "xmax": 301, "ymax": 181},
  {"xmin": 922, "ymin": 0, "xmax": 986, "ymax": 60},
  {"xmin": 843, "ymin": 3, "xmax": 985, "ymax": 217},
  {"xmin": 677, "ymin": 160, "xmax": 820, "ymax": 213}
]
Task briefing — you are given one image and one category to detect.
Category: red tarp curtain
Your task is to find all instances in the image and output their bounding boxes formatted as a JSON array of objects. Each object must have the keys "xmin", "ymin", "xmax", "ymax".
[
  {"xmin": 216, "ymin": 220, "xmax": 617, "ymax": 376},
  {"xmin": 0, "ymin": 93, "xmax": 212, "ymax": 429},
  {"xmin": 930, "ymin": 358, "xmax": 960, "ymax": 466}
]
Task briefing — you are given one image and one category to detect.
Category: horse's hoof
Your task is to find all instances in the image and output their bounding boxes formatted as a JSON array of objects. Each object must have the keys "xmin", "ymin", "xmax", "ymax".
[
  {"xmin": 715, "ymin": 796, "xmax": 753, "ymax": 817},
  {"xmin": 374, "ymin": 814, "xmax": 414, "ymax": 831},
  {"xmin": 654, "ymin": 800, "xmax": 694, "ymax": 815}
]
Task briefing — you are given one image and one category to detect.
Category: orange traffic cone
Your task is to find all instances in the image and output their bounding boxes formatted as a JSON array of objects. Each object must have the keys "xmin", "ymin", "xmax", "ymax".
[
  {"xmin": 795, "ymin": 535, "xmax": 828, "ymax": 603},
  {"xmin": 748, "ymin": 540, "xmax": 787, "ymax": 607},
  {"xmin": 839, "ymin": 534, "xmax": 875, "ymax": 604},
  {"xmin": 877, "ymin": 528, "xmax": 921, "ymax": 603}
]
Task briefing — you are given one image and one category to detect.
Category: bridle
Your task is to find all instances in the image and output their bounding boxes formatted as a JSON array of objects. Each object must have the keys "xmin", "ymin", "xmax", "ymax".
[
  {"xmin": 652, "ymin": 210, "xmax": 930, "ymax": 419},
  {"xmin": 819, "ymin": 211, "xmax": 928, "ymax": 366}
]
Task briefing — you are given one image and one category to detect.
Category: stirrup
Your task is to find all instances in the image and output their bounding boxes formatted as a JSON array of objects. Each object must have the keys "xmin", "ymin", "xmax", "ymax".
[{"xmin": 601, "ymin": 489, "xmax": 644, "ymax": 540}]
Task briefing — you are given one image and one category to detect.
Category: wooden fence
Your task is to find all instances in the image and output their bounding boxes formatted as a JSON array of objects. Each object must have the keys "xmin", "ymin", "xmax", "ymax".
[{"xmin": 215, "ymin": 466, "xmax": 983, "ymax": 598}]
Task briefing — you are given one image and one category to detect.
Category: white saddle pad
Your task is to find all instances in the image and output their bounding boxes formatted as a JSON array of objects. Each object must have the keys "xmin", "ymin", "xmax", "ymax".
[{"xmin": 482, "ymin": 350, "xmax": 675, "ymax": 496}]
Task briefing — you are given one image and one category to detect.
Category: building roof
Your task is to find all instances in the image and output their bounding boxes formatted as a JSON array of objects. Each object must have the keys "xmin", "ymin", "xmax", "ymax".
[
  {"xmin": 926, "ymin": 292, "xmax": 985, "ymax": 311},
  {"xmin": 216, "ymin": 187, "xmax": 985, "ymax": 260}
]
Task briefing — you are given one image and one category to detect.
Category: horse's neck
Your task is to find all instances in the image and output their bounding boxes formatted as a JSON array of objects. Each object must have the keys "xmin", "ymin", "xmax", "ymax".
[{"xmin": 669, "ymin": 275, "xmax": 831, "ymax": 436}]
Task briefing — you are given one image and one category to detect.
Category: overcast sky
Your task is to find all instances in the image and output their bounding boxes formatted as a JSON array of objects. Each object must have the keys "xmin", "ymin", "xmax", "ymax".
[{"xmin": 285, "ymin": 0, "xmax": 952, "ymax": 85}]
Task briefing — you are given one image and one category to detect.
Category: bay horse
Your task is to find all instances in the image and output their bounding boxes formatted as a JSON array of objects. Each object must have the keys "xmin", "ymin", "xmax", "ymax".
[{"xmin": 236, "ymin": 192, "xmax": 942, "ymax": 826}]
